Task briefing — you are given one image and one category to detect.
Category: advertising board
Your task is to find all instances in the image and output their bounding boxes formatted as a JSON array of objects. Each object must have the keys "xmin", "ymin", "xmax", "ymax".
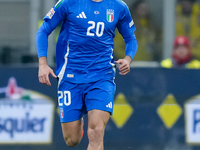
[{"xmin": 0, "ymin": 77, "xmax": 55, "ymax": 144}]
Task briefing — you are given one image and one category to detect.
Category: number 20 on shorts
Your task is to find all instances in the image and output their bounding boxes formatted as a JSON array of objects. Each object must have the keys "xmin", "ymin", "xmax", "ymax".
[{"xmin": 58, "ymin": 91, "xmax": 71, "ymax": 106}]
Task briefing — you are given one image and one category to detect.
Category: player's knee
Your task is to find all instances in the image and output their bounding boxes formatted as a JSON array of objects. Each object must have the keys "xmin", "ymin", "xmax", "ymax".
[
  {"xmin": 88, "ymin": 126, "xmax": 104, "ymax": 141},
  {"xmin": 64, "ymin": 137, "xmax": 80, "ymax": 147}
]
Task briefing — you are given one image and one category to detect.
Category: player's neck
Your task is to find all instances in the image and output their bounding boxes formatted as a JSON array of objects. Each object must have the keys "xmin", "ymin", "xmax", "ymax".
[{"xmin": 92, "ymin": 0, "xmax": 102, "ymax": 1}]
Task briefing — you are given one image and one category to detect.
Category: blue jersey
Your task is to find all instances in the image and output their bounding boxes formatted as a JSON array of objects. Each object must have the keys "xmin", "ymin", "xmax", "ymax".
[{"xmin": 36, "ymin": 0, "xmax": 138, "ymax": 83}]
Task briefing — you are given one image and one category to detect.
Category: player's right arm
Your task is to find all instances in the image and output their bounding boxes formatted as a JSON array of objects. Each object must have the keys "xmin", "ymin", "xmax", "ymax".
[
  {"xmin": 38, "ymin": 57, "xmax": 57, "ymax": 86},
  {"xmin": 36, "ymin": 0, "xmax": 68, "ymax": 85}
]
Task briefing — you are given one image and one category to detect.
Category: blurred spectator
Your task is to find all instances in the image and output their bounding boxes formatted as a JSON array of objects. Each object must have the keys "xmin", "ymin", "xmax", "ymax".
[
  {"xmin": 161, "ymin": 36, "xmax": 200, "ymax": 69},
  {"xmin": 114, "ymin": 0, "xmax": 159, "ymax": 61},
  {"xmin": 176, "ymin": 0, "xmax": 200, "ymax": 60}
]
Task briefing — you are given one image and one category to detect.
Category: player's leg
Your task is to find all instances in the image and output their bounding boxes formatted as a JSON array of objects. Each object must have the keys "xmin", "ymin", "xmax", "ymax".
[
  {"xmin": 87, "ymin": 110, "xmax": 110, "ymax": 150},
  {"xmin": 58, "ymin": 80, "xmax": 85, "ymax": 147},
  {"xmin": 61, "ymin": 118, "xmax": 83, "ymax": 147},
  {"xmin": 84, "ymin": 79, "xmax": 115, "ymax": 150}
]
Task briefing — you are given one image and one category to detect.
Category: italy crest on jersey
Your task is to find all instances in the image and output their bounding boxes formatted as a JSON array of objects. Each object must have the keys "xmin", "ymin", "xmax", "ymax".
[{"xmin": 107, "ymin": 9, "xmax": 114, "ymax": 23}]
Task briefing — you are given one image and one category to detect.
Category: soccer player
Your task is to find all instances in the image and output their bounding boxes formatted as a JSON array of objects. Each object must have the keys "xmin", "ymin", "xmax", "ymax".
[{"xmin": 36, "ymin": 0, "xmax": 138, "ymax": 149}]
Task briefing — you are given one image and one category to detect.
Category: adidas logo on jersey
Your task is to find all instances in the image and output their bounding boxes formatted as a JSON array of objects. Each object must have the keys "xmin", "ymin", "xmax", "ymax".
[
  {"xmin": 76, "ymin": 12, "xmax": 87, "ymax": 18},
  {"xmin": 106, "ymin": 102, "xmax": 112, "ymax": 109}
]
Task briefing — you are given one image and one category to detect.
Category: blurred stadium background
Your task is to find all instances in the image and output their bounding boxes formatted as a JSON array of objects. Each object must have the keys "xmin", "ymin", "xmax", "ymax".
[{"xmin": 0, "ymin": 0, "xmax": 200, "ymax": 150}]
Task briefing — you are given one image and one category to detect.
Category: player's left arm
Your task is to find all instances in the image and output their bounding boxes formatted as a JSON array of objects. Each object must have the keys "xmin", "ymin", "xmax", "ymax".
[
  {"xmin": 115, "ymin": 4, "xmax": 138, "ymax": 75},
  {"xmin": 115, "ymin": 55, "xmax": 132, "ymax": 75}
]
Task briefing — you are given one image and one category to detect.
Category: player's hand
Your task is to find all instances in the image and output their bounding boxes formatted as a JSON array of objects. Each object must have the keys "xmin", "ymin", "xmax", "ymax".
[
  {"xmin": 38, "ymin": 57, "xmax": 57, "ymax": 86},
  {"xmin": 115, "ymin": 56, "xmax": 132, "ymax": 75}
]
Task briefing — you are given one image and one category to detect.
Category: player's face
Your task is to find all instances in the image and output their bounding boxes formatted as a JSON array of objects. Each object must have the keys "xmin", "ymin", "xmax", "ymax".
[{"xmin": 173, "ymin": 45, "xmax": 190, "ymax": 58}]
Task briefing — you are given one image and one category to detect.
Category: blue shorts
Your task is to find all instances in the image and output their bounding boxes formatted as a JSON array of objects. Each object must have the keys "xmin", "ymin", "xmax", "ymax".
[{"xmin": 58, "ymin": 79, "xmax": 115, "ymax": 123}]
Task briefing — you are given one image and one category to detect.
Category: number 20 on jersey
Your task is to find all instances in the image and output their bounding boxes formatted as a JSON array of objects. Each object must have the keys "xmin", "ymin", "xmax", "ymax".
[{"xmin": 87, "ymin": 21, "xmax": 105, "ymax": 37}]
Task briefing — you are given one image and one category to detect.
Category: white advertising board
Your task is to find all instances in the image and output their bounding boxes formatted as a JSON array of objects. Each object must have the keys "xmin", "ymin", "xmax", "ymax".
[
  {"xmin": 185, "ymin": 97, "xmax": 200, "ymax": 145},
  {"xmin": 0, "ymin": 77, "xmax": 55, "ymax": 144},
  {"xmin": 0, "ymin": 100, "xmax": 54, "ymax": 144}
]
